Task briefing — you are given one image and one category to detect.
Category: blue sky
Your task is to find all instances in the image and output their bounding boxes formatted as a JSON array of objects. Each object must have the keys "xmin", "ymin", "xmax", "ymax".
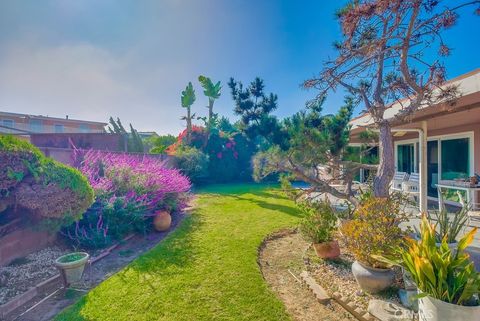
[{"xmin": 0, "ymin": 0, "xmax": 478, "ymax": 134}]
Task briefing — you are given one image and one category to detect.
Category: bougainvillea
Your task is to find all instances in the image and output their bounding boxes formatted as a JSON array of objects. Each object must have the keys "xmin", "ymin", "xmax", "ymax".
[
  {"xmin": 63, "ymin": 149, "xmax": 191, "ymax": 248},
  {"xmin": 167, "ymin": 125, "xmax": 255, "ymax": 183}
]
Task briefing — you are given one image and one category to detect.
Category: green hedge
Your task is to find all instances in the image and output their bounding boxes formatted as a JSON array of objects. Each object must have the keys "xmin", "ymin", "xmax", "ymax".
[{"xmin": 0, "ymin": 135, "xmax": 94, "ymax": 231}]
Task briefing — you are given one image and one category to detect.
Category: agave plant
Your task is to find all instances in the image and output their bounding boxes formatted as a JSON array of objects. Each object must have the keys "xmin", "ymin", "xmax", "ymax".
[{"xmin": 374, "ymin": 216, "xmax": 479, "ymax": 305}]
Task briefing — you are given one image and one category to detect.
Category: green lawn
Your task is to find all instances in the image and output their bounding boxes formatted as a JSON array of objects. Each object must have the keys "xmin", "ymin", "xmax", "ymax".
[{"xmin": 56, "ymin": 183, "xmax": 302, "ymax": 321}]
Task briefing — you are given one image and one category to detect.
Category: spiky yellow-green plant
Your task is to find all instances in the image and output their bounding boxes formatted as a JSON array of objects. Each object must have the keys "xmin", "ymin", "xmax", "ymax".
[{"xmin": 374, "ymin": 216, "xmax": 480, "ymax": 305}]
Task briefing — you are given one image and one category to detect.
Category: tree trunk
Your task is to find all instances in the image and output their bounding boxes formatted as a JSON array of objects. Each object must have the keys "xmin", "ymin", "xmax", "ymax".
[
  {"xmin": 186, "ymin": 107, "xmax": 192, "ymax": 144},
  {"xmin": 373, "ymin": 122, "xmax": 395, "ymax": 197},
  {"xmin": 208, "ymin": 98, "xmax": 214, "ymax": 127}
]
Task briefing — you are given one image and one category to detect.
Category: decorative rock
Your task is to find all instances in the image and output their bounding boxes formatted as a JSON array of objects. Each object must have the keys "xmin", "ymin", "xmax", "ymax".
[{"xmin": 367, "ymin": 299, "xmax": 413, "ymax": 321}]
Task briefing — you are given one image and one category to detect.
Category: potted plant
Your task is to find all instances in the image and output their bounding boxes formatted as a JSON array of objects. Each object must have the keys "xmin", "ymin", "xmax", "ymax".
[
  {"xmin": 340, "ymin": 196, "xmax": 408, "ymax": 293},
  {"xmin": 153, "ymin": 210, "xmax": 172, "ymax": 232},
  {"xmin": 374, "ymin": 216, "xmax": 480, "ymax": 321},
  {"xmin": 299, "ymin": 199, "xmax": 340, "ymax": 259},
  {"xmin": 55, "ymin": 252, "xmax": 90, "ymax": 285}
]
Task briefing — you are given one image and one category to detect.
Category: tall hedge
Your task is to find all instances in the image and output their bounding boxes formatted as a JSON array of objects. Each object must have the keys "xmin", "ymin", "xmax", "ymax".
[{"xmin": 0, "ymin": 135, "xmax": 94, "ymax": 231}]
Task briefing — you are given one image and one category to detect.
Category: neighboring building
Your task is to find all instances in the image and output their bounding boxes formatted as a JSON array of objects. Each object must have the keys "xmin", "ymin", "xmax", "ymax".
[
  {"xmin": 138, "ymin": 131, "xmax": 159, "ymax": 139},
  {"xmin": 0, "ymin": 111, "xmax": 107, "ymax": 134},
  {"xmin": 349, "ymin": 68, "xmax": 480, "ymax": 211}
]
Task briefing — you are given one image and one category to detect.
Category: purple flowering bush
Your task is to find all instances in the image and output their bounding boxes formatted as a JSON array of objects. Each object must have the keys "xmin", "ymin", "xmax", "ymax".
[{"xmin": 63, "ymin": 149, "xmax": 191, "ymax": 248}]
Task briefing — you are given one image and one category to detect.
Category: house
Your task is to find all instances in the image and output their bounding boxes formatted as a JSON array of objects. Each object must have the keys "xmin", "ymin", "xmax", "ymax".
[
  {"xmin": 138, "ymin": 131, "xmax": 159, "ymax": 139},
  {"xmin": 349, "ymin": 68, "xmax": 480, "ymax": 212},
  {"xmin": 0, "ymin": 111, "xmax": 107, "ymax": 134}
]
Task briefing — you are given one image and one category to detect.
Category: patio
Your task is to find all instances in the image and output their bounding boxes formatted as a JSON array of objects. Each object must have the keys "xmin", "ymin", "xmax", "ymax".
[{"xmin": 350, "ymin": 68, "xmax": 480, "ymax": 214}]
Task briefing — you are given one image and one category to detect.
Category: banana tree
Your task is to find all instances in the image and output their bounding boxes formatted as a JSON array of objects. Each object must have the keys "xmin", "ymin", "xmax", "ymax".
[
  {"xmin": 181, "ymin": 82, "xmax": 196, "ymax": 144},
  {"xmin": 198, "ymin": 75, "xmax": 221, "ymax": 129}
]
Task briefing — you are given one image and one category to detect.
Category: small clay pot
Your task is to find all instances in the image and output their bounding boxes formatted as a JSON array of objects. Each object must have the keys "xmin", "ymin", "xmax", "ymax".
[
  {"xmin": 153, "ymin": 211, "xmax": 172, "ymax": 232},
  {"xmin": 313, "ymin": 240, "xmax": 341, "ymax": 259},
  {"xmin": 470, "ymin": 176, "xmax": 478, "ymax": 186}
]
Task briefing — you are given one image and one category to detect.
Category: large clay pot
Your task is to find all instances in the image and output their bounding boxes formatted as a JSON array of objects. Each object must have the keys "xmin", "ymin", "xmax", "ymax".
[
  {"xmin": 153, "ymin": 211, "xmax": 172, "ymax": 232},
  {"xmin": 313, "ymin": 240, "xmax": 340, "ymax": 259},
  {"xmin": 419, "ymin": 295, "xmax": 480, "ymax": 321},
  {"xmin": 55, "ymin": 252, "xmax": 89, "ymax": 285},
  {"xmin": 351, "ymin": 260, "xmax": 394, "ymax": 293}
]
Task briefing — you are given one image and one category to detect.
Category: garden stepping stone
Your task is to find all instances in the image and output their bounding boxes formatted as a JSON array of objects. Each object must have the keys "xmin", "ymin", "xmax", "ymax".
[{"xmin": 367, "ymin": 299, "xmax": 413, "ymax": 321}]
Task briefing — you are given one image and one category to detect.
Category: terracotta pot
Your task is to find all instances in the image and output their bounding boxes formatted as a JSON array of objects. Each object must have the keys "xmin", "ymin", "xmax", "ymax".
[
  {"xmin": 313, "ymin": 240, "xmax": 340, "ymax": 259},
  {"xmin": 470, "ymin": 176, "xmax": 478, "ymax": 186},
  {"xmin": 153, "ymin": 211, "xmax": 172, "ymax": 232}
]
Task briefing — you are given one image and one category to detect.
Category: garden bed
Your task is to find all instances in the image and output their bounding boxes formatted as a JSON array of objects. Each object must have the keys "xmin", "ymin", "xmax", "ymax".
[
  {"xmin": 258, "ymin": 230, "xmax": 355, "ymax": 321},
  {"xmin": 0, "ymin": 246, "xmax": 69, "ymax": 305},
  {"xmin": 304, "ymin": 239, "xmax": 404, "ymax": 313},
  {"xmin": 2, "ymin": 212, "xmax": 185, "ymax": 321}
]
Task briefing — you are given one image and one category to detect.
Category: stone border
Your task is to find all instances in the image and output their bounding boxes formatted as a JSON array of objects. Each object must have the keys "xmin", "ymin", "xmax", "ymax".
[
  {"xmin": 299, "ymin": 271, "xmax": 330, "ymax": 304},
  {"xmin": 0, "ymin": 233, "xmax": 135, "ymax": 318},
  {"xmin": 299, "ymin": 270, "xmax": 377, "ymax": 321}
]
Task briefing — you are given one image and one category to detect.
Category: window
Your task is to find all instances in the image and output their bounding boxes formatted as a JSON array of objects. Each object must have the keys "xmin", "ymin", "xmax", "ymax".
[
  {"xmin": 1, "ymin": 119, "xmax": 15, "ymax": 133},
  {"xmin": 29, "ymin": 119, "xmax": 42, "ymax": 132},
  {"xmin": 79, "ymin": 124, "xmax": 89, "ymax": 133},
  {"xmin": 2, "ymin": 119, "xmax": 14, "ymax": 128},
  {"xmin": 54, "ymin": 124, "xmax": 64, "ymax": 133},
  {"xmin": 397, "ymin": 143, "xmax": 415, "ymax": 174},
  {"xmin": 441, "ymin": 138, "xmax": 470, "ymax": 180}
]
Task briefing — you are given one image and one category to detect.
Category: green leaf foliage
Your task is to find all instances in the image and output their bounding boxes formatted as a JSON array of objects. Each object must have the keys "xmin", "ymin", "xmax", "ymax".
[
  {"xmin": 374, "ymin": 216, "xmax": 480, "ymax": 305},
  {"xmin": 181, "ymin": 82, "xmax": 196, "ymax": 108},
  {"xmin": 0, "ymin": 135, "xmax": 94, "ymax": 232},
  {"xmin": 198, "ymin": 75, "xmax": 221, "ymax": 99}
]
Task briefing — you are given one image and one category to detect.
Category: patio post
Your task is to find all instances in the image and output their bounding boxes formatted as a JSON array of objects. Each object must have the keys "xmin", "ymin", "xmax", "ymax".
[{"xmin": 419, "ymin": 121, "xmax": 428, "ymax": 212}]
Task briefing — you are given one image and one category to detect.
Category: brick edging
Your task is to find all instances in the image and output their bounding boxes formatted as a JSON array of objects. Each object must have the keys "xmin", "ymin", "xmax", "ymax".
[{"xmin": 0, "ymin": 233, "xmax": 135, "ymax": 318}]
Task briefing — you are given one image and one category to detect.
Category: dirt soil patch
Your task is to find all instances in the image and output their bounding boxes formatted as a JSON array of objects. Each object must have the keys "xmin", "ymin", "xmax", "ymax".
[
  {"xmin": 258, "ymin": 230, "xmax": 355, "ymax": 321},
  {"xmin": 3, "ymin": 213, "xmax": 185, "ymax": 321}
]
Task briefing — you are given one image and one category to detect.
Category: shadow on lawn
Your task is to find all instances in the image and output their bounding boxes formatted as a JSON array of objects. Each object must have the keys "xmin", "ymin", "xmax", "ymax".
[
  {"xmin": 56, "ymin": 212, "xmax": 203, "ymax": 320},
  {"xmin": 228, "ymin": 194, "xmax": 303, "ymax": 218}
]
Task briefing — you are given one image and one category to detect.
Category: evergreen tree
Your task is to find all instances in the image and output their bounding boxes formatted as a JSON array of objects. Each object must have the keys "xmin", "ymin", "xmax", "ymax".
[{"xmin": 228, "ymin": 77, "xmax": 284, "ymax": 148}]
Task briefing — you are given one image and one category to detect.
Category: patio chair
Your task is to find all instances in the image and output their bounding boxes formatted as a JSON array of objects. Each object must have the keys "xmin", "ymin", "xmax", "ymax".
[
  {"xmin": 391, "ymin": 172, "xmax": 408, "ymax": 192},
  {"xmin": 402, "ymin": 172, "xmax": 419, "ymax": 203}
]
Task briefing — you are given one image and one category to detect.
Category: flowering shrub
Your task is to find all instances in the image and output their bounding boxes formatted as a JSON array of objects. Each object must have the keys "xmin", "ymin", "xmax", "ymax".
[
  {"xmin": 63, "ymin": 149, "xmax": 191, "ymax": 248},
  {"xmin": 340, "ymin": 196, "xmax": 408, "ymax": 268},
  {"xmin": 174, "ymin": 145, "xmax": 209, "ymax": 184},
  {"xmin": 168, "ymin": 126, "xmax": 255, "ymax": 183}
]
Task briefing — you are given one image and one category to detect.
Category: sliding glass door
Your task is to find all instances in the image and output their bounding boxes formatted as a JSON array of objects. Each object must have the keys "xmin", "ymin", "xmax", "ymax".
[
  {"xmin": 396, "ymin": 135, "xmax": 472, "ymax": 199},
  {"xmin": 427, "ymin": 141, "xmax": 438, "ymax": 197}
]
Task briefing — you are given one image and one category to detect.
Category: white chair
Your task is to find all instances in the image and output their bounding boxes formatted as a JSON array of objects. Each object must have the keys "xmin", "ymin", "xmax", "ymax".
[
  {"xmin": 402, "ymin": 172, "xmax": 419, "ymax": 202},
  {"xmin": 391, "ymin": 172, "xmax": 408, "ymax": 192}
]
